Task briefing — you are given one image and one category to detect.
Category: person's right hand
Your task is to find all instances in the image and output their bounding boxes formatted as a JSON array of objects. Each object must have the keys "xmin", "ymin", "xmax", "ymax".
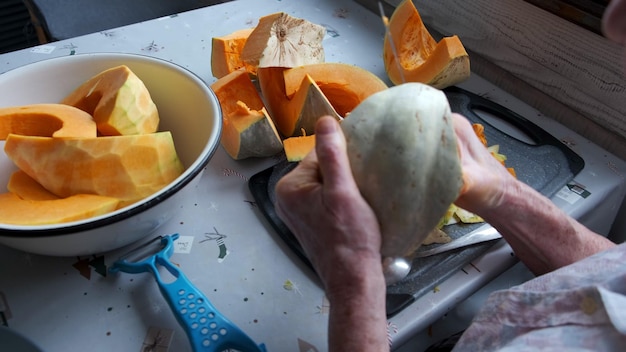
[{"xmin": 451, "ymin": 113, "xmax": 519, "ymax": 216}]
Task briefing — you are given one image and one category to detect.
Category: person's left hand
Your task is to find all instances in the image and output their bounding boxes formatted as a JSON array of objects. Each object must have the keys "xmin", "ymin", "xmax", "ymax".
[{"xmin": 274, "ymin": 116, "xmax": 384, "ymax": 297}]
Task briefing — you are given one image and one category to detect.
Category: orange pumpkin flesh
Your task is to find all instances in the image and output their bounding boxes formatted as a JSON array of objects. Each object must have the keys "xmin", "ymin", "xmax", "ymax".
[
  {"xmin": 259, "ymin": 64, "xmax": 388, "ymax": 137},
  {"xmin": 283, "ymin": 134, "xmax": 315, "ymax": 162},
  {"xmin": 282, "ymin": 63, "xmax": 388, "ymax": 117},
  {"xmin": 4, "ymin": 132, "xmax": 184, "ymax": 207},
  {"xmin": 240, "ymin": 12, "xmax": 325, "ymax": 69},
  {"xmin": 61, "ymin": 65, "xmax": 159, "ymax": 136},
  {"xmin": 383, "ymin": 0, "xmax": 470, "ymax": 88},
  {"xmin": 211, "ymin": 69, "xmax": 282, "ymax": 159},
  {"xmin": 211, "ymin": 27, "xmax": 256, "ymax": 79},
  {"xmin": 0, "ymin": 192, "xmax": 119, "ymax": 225},
  {"xmin": 0, "ymin": 103, "xmax": 97, "ymax": 139},
  {"xmin": 7, "ymin": 170, "xmax": 59, "ymax": 200},
  {"xmin": 260, "ymin": 72, "xmax": 336, "ymax": 137}
]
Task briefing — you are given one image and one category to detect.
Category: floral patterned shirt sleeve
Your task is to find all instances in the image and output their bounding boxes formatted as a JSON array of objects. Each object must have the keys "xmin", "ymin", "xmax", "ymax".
[{"xmin": 453, "ymin": 242, "xmax": 626, "ymax": 351}]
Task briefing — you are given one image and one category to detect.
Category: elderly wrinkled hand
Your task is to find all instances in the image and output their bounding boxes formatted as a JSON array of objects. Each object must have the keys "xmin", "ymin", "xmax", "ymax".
[
  {"xmin": 274, "ymin": 115, "xmax": 383, "ymax": 294},
  {"xmin": 451, "ymin": 113, "xmax": 518, "ymax": 216}
]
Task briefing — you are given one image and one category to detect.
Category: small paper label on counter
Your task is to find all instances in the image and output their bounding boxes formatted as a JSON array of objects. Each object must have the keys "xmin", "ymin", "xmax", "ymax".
[
  {"xmin": 30, "ymin": 45, "xmax": 56, "ymax": 54},
  {"xmin": 557, "ymin": 182, "xmax": 591, "ymax": 204},
  {"xmin": 173, "ymin": 236, "xmax": 194, "ymax": 254}
]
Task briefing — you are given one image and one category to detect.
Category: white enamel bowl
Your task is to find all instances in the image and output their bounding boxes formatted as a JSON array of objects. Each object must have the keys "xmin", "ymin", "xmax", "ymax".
[{"xmin": 0, "ymin": 53, "xmax": 222, "ymax": 256}]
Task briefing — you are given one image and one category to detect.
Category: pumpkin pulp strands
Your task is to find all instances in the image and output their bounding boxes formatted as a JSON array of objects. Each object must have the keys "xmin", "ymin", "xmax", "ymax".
[{"xmin": 379, "ymin": 1, "xmax": 405, "ymax": 83}]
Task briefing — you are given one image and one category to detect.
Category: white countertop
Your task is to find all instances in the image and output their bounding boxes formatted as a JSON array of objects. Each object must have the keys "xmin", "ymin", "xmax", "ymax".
[{"xmin": 1, "ymin": 0, "xmax": 625, "ymax": 351}]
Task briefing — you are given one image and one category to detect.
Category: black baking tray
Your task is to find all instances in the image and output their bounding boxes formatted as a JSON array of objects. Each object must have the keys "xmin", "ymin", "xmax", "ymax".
[{"xmin": 249, "ymin": 86, "xmax": 584, "ymax": 317}]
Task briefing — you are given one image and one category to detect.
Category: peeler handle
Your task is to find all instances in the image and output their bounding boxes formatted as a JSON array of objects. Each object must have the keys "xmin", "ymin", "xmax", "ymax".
[{"xmin": 156, "ymin": 263, "xmax": 266, "ymax": 352}]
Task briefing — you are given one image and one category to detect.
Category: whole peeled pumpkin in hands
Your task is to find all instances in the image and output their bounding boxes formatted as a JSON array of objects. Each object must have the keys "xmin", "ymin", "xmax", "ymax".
[{"xmin": 341, "ymin": 82, "xmax": 463, "ymax": 285}]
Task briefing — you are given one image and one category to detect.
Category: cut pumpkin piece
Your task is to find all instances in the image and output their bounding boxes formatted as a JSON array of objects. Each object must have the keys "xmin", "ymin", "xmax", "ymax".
[
  {"xmin": 0, "ymin": 103, "xmax": 97, "ymax": 139},
  {"xmin": 61, "ymin": 65, "xmax": 159, "ymax": 136},
  {"xmin": 211, "ymin": 68, "xmax": 282, "ymax": 159},
  {"xmin": 8, "ymin": 170, "xmax": 59, "ymax": 201},
  {"xmin": 259, "ymin": 72, "xmax": 339, "ymax": 137},
  {"xmin": 258, "ymin": 63, "xmax": 387, "ymax": 137},
  {"xmin": 383, "ymin": 0, "xmax": 470, "ymax": 88},
  {"xmin": 241, "ymin": 12, "xmax": 326, "ymax": 69},
  {"xmin": 211, "ymin": 27, "xmax": 256, "ymax": 79},
  {"xmin": 4, "ymin": 132, "xmax": 184, "ymax": 207},
  {"xmin": 283, "ymin": 134, "xmax": 315, "ymax": 162},
  {"xmin": 282, "ymin": 63, "xmax": 388, "ymax": 117},
  {"xmin": 0, "ymin": 192, "xmax": 119, "ymax": 225}
]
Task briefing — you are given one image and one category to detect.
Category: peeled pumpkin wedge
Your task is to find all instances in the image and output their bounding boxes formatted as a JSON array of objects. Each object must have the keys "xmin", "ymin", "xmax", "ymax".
[
  {"xmin": 0, "ymin": 192, "xmax": 119, "ymax": 225},
  {"xmin": 211, "ymin": 27, "xmax": 256, "ymax": 79},
  {"xmin": 241, "ymin": 12, "xmax": 326, "ymax": 69},
  {"xmin": 210, "ymin": 68, "xmax": 283, "ymax": 159},
  {"xmin": 7, "ymin": 170, "xmax": 59, "ymax": 200},
  {"xmin": 341, "ymin": 82, "xmax": 462, "ymax": 284},
  {"xmin": 383, "ymin": 0, "xmax": 470, "ymax": 88},
  {"xmin": 61, "ymin": 65, "xmax": 159, "ymax": 136},
  {"xmin": 4, "ymin": 131, "xmax": 184, "ymax": 207},
  {"xmin": 0, "ymin": 103, "xmax": 97, "ymax": 139},
  {"xmin": 258, "ymin": 63, "xmax": 388, "ymax": 137}
]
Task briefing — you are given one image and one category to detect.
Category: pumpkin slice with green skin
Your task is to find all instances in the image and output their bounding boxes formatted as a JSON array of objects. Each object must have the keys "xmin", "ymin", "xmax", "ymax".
[
  {"xmin": 0, "ymin": 103, "xmax": 96, "ymax": 139},
  {"xmin": 211, "ymin": 27, "xmax": 256, "ymax": 79},
  {"xmin": 341, "ymin": 82, "xmax": 462, "ymax": 285},
  {"xmin": 211, "ymin": 68, "xmax": 283, "ymax": 159},
  {"xmin": 258, "ymin": 72, "xmax": 335, "ymax": 137},
  {"xmin": 383, "ymin": 0, "xmax": 470, "ymax": 88},
  {"xmin": 4, "ymin": 131, "xmax": 184, "ymax": 208},
  {"xmin": 0, "ymin": 192, "xmax": 119, "ymax": 225},
  {"xmin": 7, "ymin": 170, "xmax": 59, "ymax": 200},
  {"xmin": 259, "ymin": 64, "xmax": 387, "ymax": 137},
  {"xmin": 61, "ymin": 65, "xmax": 159, "ymax": 136},
  {"xmin": 282, "ymin": 63, "xmax": 388, "ymax": 117}
]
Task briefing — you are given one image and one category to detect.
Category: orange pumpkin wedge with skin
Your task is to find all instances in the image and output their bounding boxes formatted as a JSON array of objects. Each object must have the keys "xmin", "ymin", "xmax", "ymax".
[
  {"xmin": 61, "ymin": 65, "xmax": 159, "ymax": 136},
  {"xmin": 258, "ymin": 71, "xmax": 337, "ymax": 137},
  {"xmin": 282, "ymin": 63, "xmax": 388, "ymax": 117},
  {"xmin": 258, "ymin": 64, "xmax": 388, "ymax": 137},
  {"xmin": 383, "ymin": 0, "xmax": 470, "ymax": 88},
  {"xmin": 4, "ymin": 132, "xmax": 184, "ymax": 208},
  {"xmin": 0, "ymin": 103, "xmax": 97, "ymax": 139},
  {"xmin": 7, "ymin": 170, "xmax": 59, "ymax": 201},
  {"xmin": 211, "ymin": 27, "xmax": 256, "ymax": 79},
  {"xmin": 211, "ymin": 68, "xmax": 283, "ymax": 160},
  {"xmin": 0, "ymin": 192, "xmax": 119, "ymax": 225}
]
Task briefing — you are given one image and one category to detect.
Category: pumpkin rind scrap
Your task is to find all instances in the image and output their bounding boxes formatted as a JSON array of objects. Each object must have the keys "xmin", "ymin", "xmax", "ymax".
[
  {"xmin": 211, "ymin": 69, "xmax": 283, "ymax": 159},
  {"xmin": 0, "ymin": 103, "xmax": 97, "ymax": 139},
  {"xmin": 240, "ymin": 12, "xmax": 326, "ymax": 69},
  {"xmin": 0, "ymin": 192, "xmax": 119, "ymax": 225},
  {"xmin": 383, "ymin": 0, "xmax": 470, "ymax": 88},
  {"xmin": 4, "ymin": 132, "xmax": 184, "ymax": 207},
  {"xmin": 341, "ymin": 83, "xmax": 462, "ymax": 283},
  {"xmin": 61, "ymin": 65, "xmax": 159, "ymax": 136},
  {"xmin": 211, "ymin": 27, "xmax": 256, "ymax": 79}
]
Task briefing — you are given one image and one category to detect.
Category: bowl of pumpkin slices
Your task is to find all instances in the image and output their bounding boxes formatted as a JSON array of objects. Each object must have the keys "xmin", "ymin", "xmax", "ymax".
[{"xmin": 0, "ymin": 53, "xmax": 222, "ymax": 256}]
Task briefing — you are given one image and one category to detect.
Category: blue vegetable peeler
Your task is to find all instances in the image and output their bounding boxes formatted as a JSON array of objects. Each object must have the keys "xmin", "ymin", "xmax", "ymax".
[{"xmin": 110, "ymin": 233, "xmax": 267, "ymax": 352}]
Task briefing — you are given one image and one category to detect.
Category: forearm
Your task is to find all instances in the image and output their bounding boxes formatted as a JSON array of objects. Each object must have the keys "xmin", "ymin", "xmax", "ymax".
[
  {"xmin": 480, "ymin": 180, "xmax": 615, "ymax": 275},
  {"xmin": 325, "ymin": 253, "xmax": 389, "ymax": 352}
]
